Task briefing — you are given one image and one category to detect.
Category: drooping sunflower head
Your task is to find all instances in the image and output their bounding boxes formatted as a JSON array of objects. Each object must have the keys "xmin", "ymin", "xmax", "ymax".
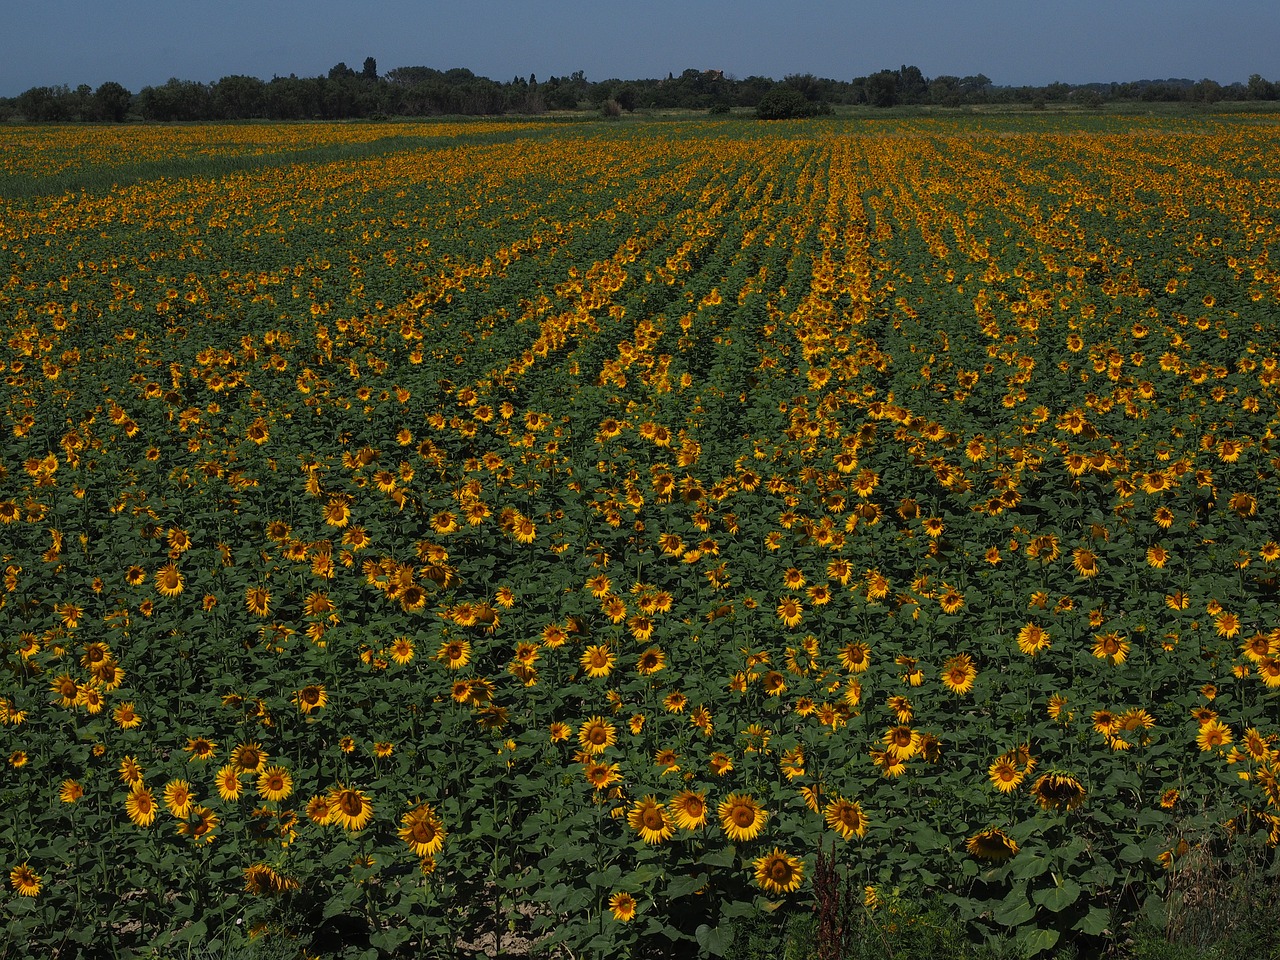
[
  {"xmin": 1031, "ymin": 772, "xmax": 1086, "ymax": 812},
  {"xmin": 966, "ymin": 827, "xmax": 1019, "ymax": 861}
]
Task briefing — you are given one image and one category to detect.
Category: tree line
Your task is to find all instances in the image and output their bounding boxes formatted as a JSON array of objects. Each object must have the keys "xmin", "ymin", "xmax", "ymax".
[{"xmin": 3, "ymin": 58, "xmax": 1278, "ymax": 122}]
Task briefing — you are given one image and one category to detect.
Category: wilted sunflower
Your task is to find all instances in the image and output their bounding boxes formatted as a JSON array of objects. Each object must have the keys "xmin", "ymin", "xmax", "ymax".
[
  {"xmin": 719, "ymin": 793, "xmax": 767, "ymax": 842},
  {"xmin": 398, "ymin": 803, "xmax": 446, "ymax": 856},
  {"xmin": 966, "ymin": 828, "xmax": 1019, "ymax": 861},
  {"xmin": 1031, "ymin": 772, "xmax": 1086, "ymax": 812},
  {"xmin": 753, "ymin": 848, "xmax": 804, "ymax": 894},
  {"xmin": 628, "ymin": 795, "xmax": 675, "ymax": 844},
  {"xmin": 329, "ymin": 785, "xmax": 374, "ymax": 831},
  {"xmin": 823, "ymin": 797, "xmax": 868, "ymax": 840}
]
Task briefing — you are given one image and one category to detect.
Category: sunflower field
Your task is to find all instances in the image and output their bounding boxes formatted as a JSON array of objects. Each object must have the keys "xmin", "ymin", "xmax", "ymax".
[{"xmin": 2, "ymin": 113, "xmax": 1280, "ymax": 958}]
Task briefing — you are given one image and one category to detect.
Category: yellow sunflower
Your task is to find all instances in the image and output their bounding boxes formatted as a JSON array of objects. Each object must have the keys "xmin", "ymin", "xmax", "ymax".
[
  {"xmin": 823, "ymin": 797, "xmax": 868, "ymax": 840},
  {"xmin": 753, "ymin": 848, "xmax": 804, "ymax": 894},
  {"xmin": 398, "ymin": 803, "xmax": 446, "ymax": 856},
  {"xmin": 609, "ymin": 891, "xmax": 637, "ymax": 922},
  {"xmin": 9, "ymin": 862, "xmax": 41, "ymax": 897},
  {"xmin": 256, "ymin": 766, "xmax": 293, "ymax": 803},
  {"xmin": 718, "ymin": 793, "xmax": 767, "ymax": 842},
  {"xmin": 669, "ymin": 790, "xmax": 709, "ymax": 831},
  {"xmin": 578, "ymin": 717, "xmax": 617, "ymax": 755},
  {"xmin": 328, "ymin": 785, "xmax": 374, "ymax": 831},
  {"xmin": 125, "ymin": 784, "xmax": 158, "ymax": 827},
  {"xmin": 163, "ymin": 779, "xmax": 195, "ymax": 819},
  {"xmin": 628, "ymin": 795, "xmax": 675, "ymax": 844}
]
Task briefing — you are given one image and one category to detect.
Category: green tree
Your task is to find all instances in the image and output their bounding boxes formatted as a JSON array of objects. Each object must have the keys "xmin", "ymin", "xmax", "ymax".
[
  {"xmin": 93, "ymin": 81, "xmax": 132, "ymax": 121},
  {"xmin": 756, "ymin": 85, "xmax": 821, "ymax": 119}
]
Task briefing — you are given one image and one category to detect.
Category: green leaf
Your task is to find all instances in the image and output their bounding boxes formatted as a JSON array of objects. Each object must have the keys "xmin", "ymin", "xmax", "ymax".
[
  {"xmin": 695, "ymin": 922, "xmax": 734, "ymax": 957},
  {"xmin": 994, "ymin": 886, "xmax": 1036, "ymax": 927},
  {"xmin": 1018, "ymin": 927, "xmax": 1060, "ymax": 955},
  {"xmin": 1033, "ymin": 880, "xmax": 1081, "ymax": 912},
  {"xmin": 1076, "ymin": 906, "xmax": 1111, "ymax": 935}
]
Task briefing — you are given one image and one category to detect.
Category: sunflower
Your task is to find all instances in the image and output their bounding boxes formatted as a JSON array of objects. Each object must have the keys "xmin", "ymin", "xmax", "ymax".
[
  {"xmin": 1071, "ymin": 548, "xmax": 1100, "ymax": 578},
  {"xmin": 823, "ymin": 797, "xmax": 868, "ymax": 840},
  {"xmin": 177, "ymin": 805, "xmax": 218, "ymax": 844},
  {"xmin": 753, "ymin": 848, "xmax": 804, "ymax": 894},
  {"xmin": 636, "ymin": 647, "xmax": 666, "ymax": 675},
  {"xmin": 609, "ymin": 891, "xmax": 637, "ymax": 922},
  {"xmin": 154, "ymin": 562, "xmax": 184, "ymax": 598},
  {"xmin": 966, "ymin": 828, "xmax": 1019, "ymax": 861},
  {"xmin": 60, "ymin": 779, "xmax": 84, "ymax": 804},
  {"xmin": 216, "ymin": 765, "xmax": 244, "ymax": 802},
  {"xmin": 112, "ymin": 701, "xmax": 142, "ymax": 729},
  {"xmin": 578, "ymin": 717, "xmax": 616, "ymax": 755},
  {"xmin": 838, "ymin": 642, "xmax": 871, "ymax": 673},
  {"xmin": 579, "ymin": 644, "xmax": 615, "ymax": 679},
  {"xmin": 398, "ymin": 803, "xmax": 446, "ymax": 856},
  {"xmin": 389, "ymin": 637, "xmax": 415, "ymax": 665},
  {"xmin": 628, "ymin": 795, "xmax": 675, "ymax": 844},
  {"xmin": 437, "ymin": 639, "xmax": 471, "ymax": 670},
  {"xmin": 1031, "ymin": 772, "xmax": 1086, "ymax": 812},
  {"xmin": 9, "ymin": 862, "xmax": 41, "ymax": 897},
  {"xmin": 989, "ymin": 757, "xmax": 1024, "ymax": 793},
  {"xmin": 776, "ymin": 597, "xmax": 804, "ymax": 629},
  {"xmin": 719, "ymin": 793, "xmax": 767, "ymax": 842},
  {"xmin": 294, "ymin": 685, "xmax": 327, "ymax": 714},
  {"xmin": 1016, "ymin": 623, "xmax": 1051, "ymax": 656},
  {"xmin": 329, "ymin": 785, "xmax": 374, "ymax": 831},
  {"xmin": 244, "ymin": 586, "xmax": 271, "ymax": 618},
  {"xmin": 231, "ymin": 742, "xmax": 267, "ymax": 774},
  {"xmin": 1092, "ymin": 632, "xmax": 1130, "ymax": 665},
  {"xmin": 669, "ymin": 790, "xmax": 709, "ymax": 831},
  {"xmin": 306, "ymin": 794, "xmax": 333, "ymax": 824},
  {"xmin": 119, "ymin": 755, "xmax": 144, "ymax": 785},
  {"xmin": 583, "ymin": 761, "xmax": 622, "ymax": 791},
  {"xmin": 126, "ymin": 784, "xmax": 158, "ymax": 827},
  {"xmin": 940, "ymin": 653, "xmax": 977, "ymax": 695},
  {"xmin": 1147, "ymin": 545, "xmax": 1169, "ymax": 569},
  {"xmin": 1197, "ymin": 719, "xmax": 1233, "ymax": 752},
  {"xmin": 256, "ymin": 766, "xmax": 293, "ymax": 803},
  {"xmin": 163, "ymin": 779, "xmax": 195, "ymax": 819},
  {"xmin": 883, "ymin": 725, "xmax": 920, "ymax": 761}
]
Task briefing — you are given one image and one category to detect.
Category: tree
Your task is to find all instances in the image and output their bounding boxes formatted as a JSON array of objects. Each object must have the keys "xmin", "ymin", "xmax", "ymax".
[
  {"xmin": 864, "ymin": 70, "xmax": 899, "ymax": 107},
  {"xmin": 362, "ymin": 57, "xmax": 378, "ymax": 81},
  {"xmin": 93, "ymin": 81, "xmax": 132, "ymax": 121},
  {"xmin": 213, "ymin": 75, "xmax": 266, "ymax": 119},
  {"xmin": 756, "ymin": 85, "xmax": 822, "ymax": 120}
]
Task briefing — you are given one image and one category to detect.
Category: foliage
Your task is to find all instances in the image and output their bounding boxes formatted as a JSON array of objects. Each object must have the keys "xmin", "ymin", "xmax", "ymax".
[
  {"xmin": 0, "ymin": 114, "xmax": 1279, "ymax": 958},
  {"xmin": 756, "ymin": 86, "xmax": 825, "ymax": 120}
]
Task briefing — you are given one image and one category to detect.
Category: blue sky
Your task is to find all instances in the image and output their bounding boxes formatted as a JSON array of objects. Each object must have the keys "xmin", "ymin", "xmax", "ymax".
[{"xmin": 4, "ymin": 0, "xmax": 1278, "ymax": 97}]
